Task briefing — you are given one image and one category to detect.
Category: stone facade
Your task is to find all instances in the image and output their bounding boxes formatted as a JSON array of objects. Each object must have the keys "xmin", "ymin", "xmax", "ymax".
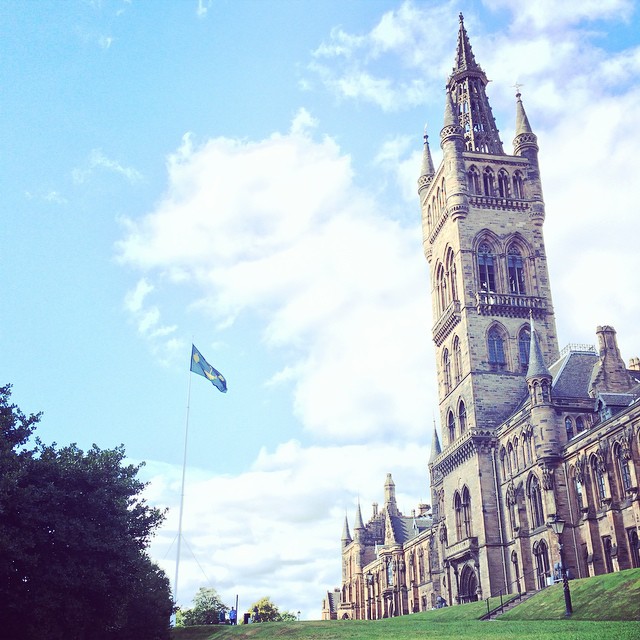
[{"xmin": 322, "ymin": 14, "xmax": 640, "ymax": 621}]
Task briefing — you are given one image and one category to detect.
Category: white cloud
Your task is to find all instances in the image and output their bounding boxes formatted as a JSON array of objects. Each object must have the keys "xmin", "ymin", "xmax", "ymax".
[
  {"xmin": 73, "ymin": 149, "xmax": 142, "ymax": 184},
  {"xmin": 117, "ymin": 119, "xmax": 435, "ymax": 442},
  {"xmin": 139, "ymin": 439, "xmax": 429, "ymax": 618}
]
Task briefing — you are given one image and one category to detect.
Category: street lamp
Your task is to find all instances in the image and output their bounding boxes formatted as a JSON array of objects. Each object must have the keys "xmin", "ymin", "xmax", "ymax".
[{"xmin": 549, "ymin": 518, "xmax": 573, "ymax": 616}]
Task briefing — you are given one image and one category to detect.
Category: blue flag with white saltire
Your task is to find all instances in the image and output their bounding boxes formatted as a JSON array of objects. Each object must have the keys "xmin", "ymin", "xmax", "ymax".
[{"xmin": 190, "ymin": 345, "xmax": 227, "ymax": 393}]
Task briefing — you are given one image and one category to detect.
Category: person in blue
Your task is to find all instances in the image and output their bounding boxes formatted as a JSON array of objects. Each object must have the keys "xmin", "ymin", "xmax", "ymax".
[{"xmin": 229, "ymin": 607, "xmax": 237, "ymax": 625}]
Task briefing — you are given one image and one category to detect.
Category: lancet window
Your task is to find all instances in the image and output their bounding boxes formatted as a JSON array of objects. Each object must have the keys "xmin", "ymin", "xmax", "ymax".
[
  {"xmin": 477, "ymin": 242, "xmax": 496, "ymax": 292},
  {"xmin": 497, "ymin": 169, "xmax": 510, "ymax": 198},
  {"xmin": 488, "ymin": 326, "xmax": 506, "ymax": 366},
  {"xmin": 507, "ymin": 246, "xmax": 526, "ymax": 294}
]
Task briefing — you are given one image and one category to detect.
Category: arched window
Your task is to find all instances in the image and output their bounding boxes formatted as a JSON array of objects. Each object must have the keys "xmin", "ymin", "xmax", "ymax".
[
  {"xmin": 454, "ymin": 492, "xmax": 463, "ymax": 540},
  {"xmin": 565, "ymin": 417, "xmax": 574, "ymax": 440},
  {"xmin": 482, "ymin": 167, "xmax": 495, "ymax": 196},
  {"xmin": 459, "ymin": 400, "xmax": 467, "ymax": 434},
  {"xmin": 445, "ymin": 248, "xmax": 457, "ymax": 302},
  {"xmin": 453, "ymin": 336, "xmax": 462, "ymax": 385},
  {"xmin": 448, "ymin": 410, "xmax": 455, "ymax": 444},
  {"xmin": 591, "ymin": 456, "xmax": 606, "ymax": 507},
  {"xmin": 507, "ymin": 246, "xmax": 526, "ymax": 294},
  {"xmin": 440, "ymin": 178, "xmax": 446, "ymax": 209},
  {"xmin": 614, "ymin": 444, "xmax": 632, "ymax": 495},
  {"xmin": 533, "ymin": 540, "xmax": 550, "ymax": 590},
  {"xmin": 436, "ymin": 263, "xmax": 447, "ymax": 315},
  {"xmin": 443, "ymin": 349, "xmax": 452, "ymax": 395},
  {"xmin": 572, "ymin": 466, "xmax": 584, "ymax": 511},
  {"xmin": 576, "ymin": 416, "xmax": 585, "ymax": 433},
  {"xmin": 462, "ymin": 486, "xmax": 472, "ymax": 538},
  {"xmin": 500, "ymin": 446, "xmax": 507, "ymax": 477},
  {"xmin": 427, "ymin": 205, "xmax": 432, "ymax": 232},
  {"xmin": 467, "ymin": 166, "xmax": 481, "ymax": 194},
  {"xmin": 488, "ymin": 326, "xmax": 506, "ymax": 366},
  {"xmin": 497, "ymin": 169, "xmax": 510, "ymax": 198},
  {"xmin": 529, "ymin": 475, "xmax": 545, "ymax": 529},
  {"xmin": 508, "ymin": 442, "xmax": 516, "ymax": 473},
  {"xmin": 512, "ymin": 170, "xmax": 525, "ymax": 199},
  {"xmin": 519, "ymin": 326, "xmax": 531, "ymax": 372},
  {"xmin": 477, "ymin": 242, "xmax": 496, "ymax": 292}
]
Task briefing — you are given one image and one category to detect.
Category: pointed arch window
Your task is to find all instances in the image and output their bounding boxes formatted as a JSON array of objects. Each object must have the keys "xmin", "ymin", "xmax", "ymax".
[
  {"xmin": 467, "ymin": 166, "xmax": 481, "ymax": 195},
  {"xmin": 572, "ymin": 467, "xmax": 585, "ymax": 511},
  {"xmin": 533, "ymin": 540, "xmax": 550, "ymax": 589},
  {"xmin": 576, "ymin": 416, "xmax": 585, "ymax": 433},
  {"xmin": 512, "ymin": 170, "xmax": 525, "ymax": 199},
  {"xmin": 482, "ymin": 167, "xmax": 495, "ymax": 196},
  {"xmin": 443, "ymin": 349, "xmax": 452, "ymax": 395},
  {"xmin": 500, "ymin": 446, "xmax": 507, "ymax": 477},
  {"xmin": 436, "ymin": 264, "xmax": 447, "ymax": 315},
  {"xmin": 488, "ymin": 327, "xmax": 506, "ymax": 366},
  {"xmin": 565, "ymin": 417, "xmax": 574, "ymax": 440},
  {"xmin": 529, "ymin": 475, "xmax": 545, "ymax": 529},
  {"xmin": 591, "ymin": 456, "xmax": 606, "ymax": 507},
  {"xmin": 447, "ymin": 410, "xmax": 455, "ymax": 444},
  {"xmin": 454, "ymin": 491, "xmax": 463, "ymax": 540},
  {"xmin": 462, "ymin": 486, "xmax": 472, "ymax": 538},
  {"xmin": 427, "ymin": 205, "xmax": 432, "ymax": 232},
  {"xmin": 453, "ymin": 336, "xmax": 462, "ymax": 385},
  {"xmin": 507, "ymin": 246, "xmax": 526, "ymax": 294},
  {"xmin": 477, "ymin": 242, "xmax": 496, "ymax": 292},
  {"xmin": 497, "ymin": 169, "xmax": 510, "ymax": 198},
  {"xmin": 614, "ymin": 444, "xmax": 632, "ymax": 494},
  {"xmin": 519, "ymin": 326, "xmax": 531, "ymax": 371},
  {"xmin": 458, "ymin": 400, "xmax": 467, "ymax": 434},
  {"xmin": 445, "ymin": 248, "xmax": 458, "ymax": 302}
]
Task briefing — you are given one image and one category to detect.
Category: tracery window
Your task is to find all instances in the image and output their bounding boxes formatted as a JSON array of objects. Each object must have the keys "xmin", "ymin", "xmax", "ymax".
[
  {"xmin": 512, "ymin": 170, "xmax": 524, "ymax": 199},
  {"xmin": 458, "ymin": 400, "xmax": 467, "ymax": 434},
  {"xmin": 468, "ymin": 166, "xmax": 481, "ymax": 194},
  {"xmin": 507, "ymin": 246, "xmax": 526, "ymax": 294},
  {"xmin": 529, "ymin": 475, "xmax": 545, "ymax": 529},
  {"xmin": 453, "ymin": 336, "xmax": 462, "ymax": 385},
  {"xmin": 614, "ymin": 444, "xmax": 632, "ymax": 494},
  {"xmin": 477, "ymin": 242, "xmax": 496, "ymax": 292},
  {"xmin": 482, "ymin": 167, "xmax": 495, "ymax": 196},
  {"xmin": 447, "ymin": 410, "xmax": 455, "ymax": 444},
  {"xmin": 443, "ymin": 349, "xmax": 452, "ymax": 395},
  {"xmin": 454, "ymin": 491, "xmax": 463, "ymax": 540},
  {"xmin": 576, "ymin": 416, "xmax": 585, "ymax": 433},
  {"xmin": 488, "ymin": 326, "xmax": 506, "ymax": 366},
  {"xmin": 462, "ymin": 486, "xmax": 472, "ymax": 538},
  {"xmin": 565, "ymin": 417, "xmax": 574, "ymax": 440},
  {"xmin": 518, "ymin": 326, "xmax": 531, "ymax": 372},
  {"xmin": 497, "ymin": 169, "xmax": 510, "ymax": 198},
  {"xmin": 591, "ymin": 456, "xmax": 606, "ymax": 507}
]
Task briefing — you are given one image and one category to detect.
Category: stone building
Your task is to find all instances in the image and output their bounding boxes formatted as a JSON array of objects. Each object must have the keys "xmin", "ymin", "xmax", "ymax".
[{"xmin": 322, "ymin": 14, "xmax": 640, "ymax": 621}]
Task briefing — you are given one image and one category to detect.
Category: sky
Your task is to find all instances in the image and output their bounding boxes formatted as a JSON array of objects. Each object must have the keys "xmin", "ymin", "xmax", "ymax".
[{"xmin": 2, "ymin": 0, "xmax": 640, "ymax": 621}]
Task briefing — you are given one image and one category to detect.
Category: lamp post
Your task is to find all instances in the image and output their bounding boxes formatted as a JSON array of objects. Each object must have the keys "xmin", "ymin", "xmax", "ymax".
[
  {"xmin": 549, "ymin": 518, "xmax": 573, "ymax": 616},
  {"xmin": 366, "ymin": 571, "xmax": 373, "ymax": 620}
]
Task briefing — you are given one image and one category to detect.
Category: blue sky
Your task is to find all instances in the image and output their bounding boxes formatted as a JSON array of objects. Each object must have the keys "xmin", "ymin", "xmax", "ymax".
[{"xmin": 3, "ymin": 0, "xmax": 640, "ymax": 620}]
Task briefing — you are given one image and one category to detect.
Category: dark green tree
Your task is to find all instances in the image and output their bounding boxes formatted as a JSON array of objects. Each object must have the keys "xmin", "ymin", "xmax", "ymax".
[
  {"xmin": 0, "ymin": 384, "xmax": 173, "ymax": 640},
  {"xmin": 179, "ymin": 587, "xmax": 227, "ymax": 625}
]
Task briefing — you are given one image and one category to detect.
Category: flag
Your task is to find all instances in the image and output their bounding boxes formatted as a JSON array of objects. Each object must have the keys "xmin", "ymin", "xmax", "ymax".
[{"xmin": 190, "ymin": 345, "xmax": 227, "ymax": 393}]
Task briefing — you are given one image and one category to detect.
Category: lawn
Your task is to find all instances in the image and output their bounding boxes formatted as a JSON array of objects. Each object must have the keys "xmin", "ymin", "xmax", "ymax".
[{"xmin": 171, "ymin": 568, "xmax": 640, "ymax": 640}]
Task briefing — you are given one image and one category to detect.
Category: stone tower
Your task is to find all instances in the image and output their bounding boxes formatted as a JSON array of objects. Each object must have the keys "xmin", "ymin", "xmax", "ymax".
[{"xmin": 419, "ymin": 13, "xmax": 560, "ymax": 442}]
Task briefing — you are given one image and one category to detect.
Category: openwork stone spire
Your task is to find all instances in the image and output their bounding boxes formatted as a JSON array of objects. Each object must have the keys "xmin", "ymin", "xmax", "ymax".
[{"xmin": 446, "ymin": 13, "xmax": 504, "ymax": 155}]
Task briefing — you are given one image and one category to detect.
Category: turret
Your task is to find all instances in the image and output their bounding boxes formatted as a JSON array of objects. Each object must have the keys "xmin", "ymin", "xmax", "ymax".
[
  {"xmin": 429, "ymin": 423, "xmax": 442, "ymax": 464},
  {"xmin": 589, "ymin": 325, "xmax": 634, "ymax": 395},
  {"xmin": 527, "ymin": 320, "xmax": 560, "ymax": 458},
  {"xmin": 417, "ymin": 126, "xmax": 435, "ymax": 201},
  {"xmin": 513, "ymin": 90, "xmax": 545, "ymax": 224},
  {"xmin": 384, "ymin": 473, "xmax": 399, "ymax": 517},
  {"xmin": 341, "ymin": 513, "xmax": 352, "ymax": 548}
]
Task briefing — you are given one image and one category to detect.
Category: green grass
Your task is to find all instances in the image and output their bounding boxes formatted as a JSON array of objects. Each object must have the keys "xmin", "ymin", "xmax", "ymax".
[{"xmin": 171, "ymin": 568, "xmax": 640, "ymax": 640}]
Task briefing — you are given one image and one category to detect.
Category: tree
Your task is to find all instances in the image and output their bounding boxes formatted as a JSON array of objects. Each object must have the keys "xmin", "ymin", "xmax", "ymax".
[
  {"xmin": 248, "ymin": 596, "xmax": 296, "ymax": 622},
  {"xmin": 179, "ymin": 587, "xmax": 227, "ymax": 626},
  {"xmin": 0, "ymin": 384, "xmax": 173, "ymax": 640}
]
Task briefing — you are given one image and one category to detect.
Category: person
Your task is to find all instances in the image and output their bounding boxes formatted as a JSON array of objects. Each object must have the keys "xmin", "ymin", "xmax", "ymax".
[{"xmin": 229, "ymin": 607, "xmax": 237, "ymax": 625}]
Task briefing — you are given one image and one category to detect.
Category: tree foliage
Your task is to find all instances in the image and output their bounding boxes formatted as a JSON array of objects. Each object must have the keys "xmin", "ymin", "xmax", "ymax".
[
  {"xmin": 179, "ymin": 587, "xmax": 227, "ymax": 626},
  {"xmin": 248, "ymin": 596, "xmax": 297, "ymax": 622},
  {"xmin": 0, "ymin": 384, "xmax": 173, "ymax": 640}
]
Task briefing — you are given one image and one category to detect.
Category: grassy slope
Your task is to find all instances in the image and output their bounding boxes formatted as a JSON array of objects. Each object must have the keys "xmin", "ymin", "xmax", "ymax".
[{"xmin": 171, "ymin": 568, "xmax": 640, "ymax": 640}]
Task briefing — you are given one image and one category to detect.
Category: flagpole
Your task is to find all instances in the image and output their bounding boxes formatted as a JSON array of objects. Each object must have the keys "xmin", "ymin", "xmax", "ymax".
[{"xmin": 174, "ymin": 367, "xmax": 193, "ymax": 617}]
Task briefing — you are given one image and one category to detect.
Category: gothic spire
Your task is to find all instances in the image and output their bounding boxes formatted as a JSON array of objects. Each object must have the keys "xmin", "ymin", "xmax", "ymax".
[
  {"xmin": 354, "ymin": 501, "xmax": 365, "ymax": 530},
  {"xmin": 429, "ymin": 422, "xmax": 442, "ymax": 463},
  {"xmin": 341, "ymin": 513, "xmax": 352, "ymax": 545},
  {"xmin": 418, "ymin": 125, "xmax": 436, "ymax": 195},
  {"xmin": 446, "ymin": 13, "xmax": 504, "ymax": 155},
  {"xmin": 526, "ymin": 317, "xmax": 551, "ymax": 380},
  {"xmin": 513, "ymin": 90, "xmax": 539, "ymax": 156}
]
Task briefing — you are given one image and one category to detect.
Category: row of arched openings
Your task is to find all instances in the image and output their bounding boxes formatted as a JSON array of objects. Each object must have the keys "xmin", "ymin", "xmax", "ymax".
[{"xmin": 468, "ymin": 165, "xmax": 525, "ymax": 199}]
